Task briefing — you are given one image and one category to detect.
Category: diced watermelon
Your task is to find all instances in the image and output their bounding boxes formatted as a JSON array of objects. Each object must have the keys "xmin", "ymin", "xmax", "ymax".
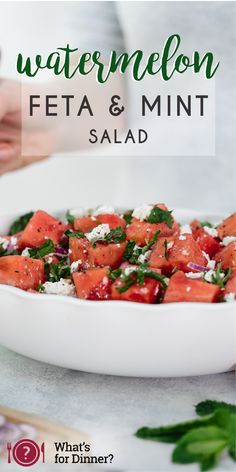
[
  {"xmin": 217, "ymin": 213, "xmax": 236, "ymax": 239},
  {"xmin": 149, "ymin": 237, "xmax": 174, "ymax": 273},
  {"xmin": 167, "ymin": 234, "xmax": 208, "ymax": 272},
  {"xmin": 225, "ymin": 274, "xmax": 236, "ymax": 294},
  {"xmin": 111, "ymin": 276, "xmax": 160, "ymax": 303},
  {"xmin": 69, "ymin": 238, "xmax": 126, "ymax": 269},
  {"xmin": 192, "ymin": 227, "xmax": 221, "ymax": 258},
  {"xmin": 214, "ymin": 242, "xmax": 236, "ymax": 274},
  {"xmin": 163, "ymin": 271, "xmax": 220, "ymax": 303},
  {"xmin": 74, "ymin": 217, "xmax": 98, "ymax": 233},
  {"xmin": 88, "ymin": 241, "xmax": 127, "ymax": 268},
  {"xmin": 126, "ymin": 219, "xmax": 179, "ymax": 246},
  {"xmin": 0, "ymin": 256, "xmax": 45, "ymax": 290},
  {"xmin": 19, "ymin": 210, "xmax": 66, "ymax": 249},
  {"xmin": 73, "ymin": 267, "xmax": 111, "ymax": 300},
  {"xmin": 69, "ymin": 237, "xmax": 90, "ymax": 265},
  {"xmin": 97, "ymin": 214, "xmax": 126, "ymax": 229}
]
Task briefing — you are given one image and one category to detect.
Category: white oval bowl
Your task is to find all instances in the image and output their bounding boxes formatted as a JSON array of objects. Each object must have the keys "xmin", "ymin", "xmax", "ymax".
[{"xmin": 0, "ymin": 209, "xmax": 235, "ymax": 377}]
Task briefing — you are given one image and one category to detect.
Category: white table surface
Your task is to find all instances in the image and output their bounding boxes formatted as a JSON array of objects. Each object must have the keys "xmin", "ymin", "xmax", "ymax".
[{"xmin": 0, "ymin": 344, "xmax": 235, "ymax": 472}]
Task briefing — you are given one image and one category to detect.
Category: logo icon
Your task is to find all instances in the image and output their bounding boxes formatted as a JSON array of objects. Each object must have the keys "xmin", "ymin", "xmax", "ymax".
[{"xmin": 7, "ymin": 439, "xmax": 45, "ymax": 466}]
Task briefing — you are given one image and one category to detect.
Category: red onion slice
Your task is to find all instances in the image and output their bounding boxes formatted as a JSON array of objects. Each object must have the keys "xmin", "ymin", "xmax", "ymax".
[
  {"xmin": 54, "ymin": 246, "xmax": 68, "ymax": 257},
  {"xmin": 187, "ymin": 262, "xmax": 208, "ymax": 272}
]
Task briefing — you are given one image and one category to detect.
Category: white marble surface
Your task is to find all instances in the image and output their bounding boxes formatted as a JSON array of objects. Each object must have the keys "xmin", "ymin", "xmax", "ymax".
[{"xmin": 0, "ymin": 345, "xmax": 235, "ymax": 471}]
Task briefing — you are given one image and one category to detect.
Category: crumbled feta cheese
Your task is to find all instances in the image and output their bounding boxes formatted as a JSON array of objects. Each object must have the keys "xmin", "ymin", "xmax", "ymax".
[
  {"xmin": 0, "ymin": 237, "xmax": 9, "ymax": 250},
  {"xmin": 204, "ymin": 270, "xmax": 215, "ymax": 283},
  {"xmin": 10, "ymin": 236, "xmax": 18, "ymax": 248},
  {"xmin": 207, "ymin": 259, "xmax": 216, "ymax": 270},
  {"xmin": 202, "ymin": 251, "xmax": 210, "ymax": 263},
  {"xmin": 47, "ymin": 256, "xmax": 53, "ymax": 264},
  {"xmin": 21, "ymin": 247, "xmax": 31, "ymax": 257},
  {"xmin": 180, "ymin": 224, "xmax": 192, "ymax": 234},
  {"xmin": 186, "ymin": 272, "xmax": 203, "ymax": 279},
  {"xmin": 123, "ymin": 267, "xmax": 135, "ymax": 276},
  {"xmin": 182, "ymin": 249, "xmax": 189, "ymax": 256},
  {"xmin": 186, "ymin": 286, "xmax": 192, "ymax": 292},
  {"xmin": 179, "ymin": 235, "xmax": 187, "ymax": 241},
  {"xmin": 70, "ymin": 260, "xmax": 81, "ymax": 273},
  {"xmin": 203, "ymin": 226, "xmax": 218, "ymax": 238},
  {"xmin": 43, "ymin": 279, "xmax": 75, "ymax": 296},
  {"xmin": 102, "ymin": 276, "xmax": 109, "ymax": 285},
  {"xmin": 138, "ymin": 250, "xmax": 152, "ymax": 264},
  {"xmin": 167, "ymin": 241, "xmax": 174, "ymax": 250},
  {"xmin": 132, "ymin": 204, "xmax": 153, "ymax": 221},
  {"xmin": 93, "ymin": 206, "xmax": 115, "ymax": 216},
  {"xmin": 85, "ymin": 224, "xmax": 110, "ymax": 242},
  {"xmin": 224, "ymin": 292, "xmax": 236, "ymax": 302},
  {"xmin": 222, "ymin": 236, "xmax": 236, "ymax": 246}
]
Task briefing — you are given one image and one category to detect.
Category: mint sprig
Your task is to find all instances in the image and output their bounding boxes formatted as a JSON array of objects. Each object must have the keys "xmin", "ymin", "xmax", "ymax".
[
  {"xmin": 135, "ymin": 400, "xmax": 236, "ymax": 471},
  {"xmin": 8, "ymin": 211, "xmax": 34, "ymax": 235}
]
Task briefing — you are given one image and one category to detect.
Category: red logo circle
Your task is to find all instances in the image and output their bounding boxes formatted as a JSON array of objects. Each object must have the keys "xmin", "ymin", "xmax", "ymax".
[{"xmin": 12, "ymin": 439, "xmax": 40, "ymax": 467}]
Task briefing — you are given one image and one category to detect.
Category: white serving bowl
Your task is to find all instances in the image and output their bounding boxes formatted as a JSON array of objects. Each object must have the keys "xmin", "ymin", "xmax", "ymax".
[{"xmin": 0, "ymin": 209, "xmax": 235, "ymax": 377}]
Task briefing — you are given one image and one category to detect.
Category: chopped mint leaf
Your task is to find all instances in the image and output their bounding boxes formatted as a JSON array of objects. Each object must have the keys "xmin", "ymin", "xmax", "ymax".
[
  {"xmin": 45, "ymin": 259, "xmax": 71, "ymax": 283},
  {"xmin": 28, "ymin": 240, "xmax": 54, "ymax": 259},
  {"xmin": 164, "ymin": 239, "xmax": 169, "ymax": 260},
  {"xmin": 65, "ymin": 229, "xmax": 85, "ymax": 238},
  {"xmin": 200, "ymin": 221, "xmax": 213, "ymax": 228},
  {"xmin": 117, "ymin": 263, "xmax": 167, "ymax": 293},
  {"xmin": 147, "ymin": 207, "xmax": 174, "ymax": 228},
  {"xmin": 8, "ymin": 211, "xmax": 34, "ymax": 235},
  {"xmin": 123, "ymin": 240, "xmax": 136, "ymax": 262},
  {"xmin": 66, "ymin": 210, "xmax": 75, "ymax": 224},
  {"xmin": 108, "ymin": 268, "xmax": 122, "ymax": 282},
  {"xmin": 123, "ymin": 211, "xmax": 133, "ymax": 225},
  {"xmin": 211, "ymin": 265, "xmax": 231, "ymax": 288},
  {"xmin": 104, "ymin": 226, "xmax": 126, "ymax": 244}
]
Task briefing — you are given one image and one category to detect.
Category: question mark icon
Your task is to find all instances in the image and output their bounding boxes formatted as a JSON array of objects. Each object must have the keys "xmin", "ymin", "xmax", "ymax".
[
  {"xmin": 108, "ymin": 454, "xmax": 114, "ymax": 463},
  {"xmin": 23, "ymin": 446, "xmax": 31, "ymax": 461}
]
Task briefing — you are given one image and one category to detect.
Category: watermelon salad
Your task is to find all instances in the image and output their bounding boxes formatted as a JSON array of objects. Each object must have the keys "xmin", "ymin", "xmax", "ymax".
[{"xmin": 0, "ymin": 204, "xmax": 235, "ymax": 304}]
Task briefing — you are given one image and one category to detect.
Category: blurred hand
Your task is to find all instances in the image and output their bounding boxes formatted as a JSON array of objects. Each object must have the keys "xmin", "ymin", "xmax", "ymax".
[{"xmin": 0, "ymin": 79, "xmax": 48, "ymax": 176}]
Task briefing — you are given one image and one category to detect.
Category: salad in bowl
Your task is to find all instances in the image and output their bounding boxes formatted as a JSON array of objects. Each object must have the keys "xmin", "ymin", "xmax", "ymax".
[{"xmin": 0, "ymin": 203, "xmax": 235, "ymax": 304}]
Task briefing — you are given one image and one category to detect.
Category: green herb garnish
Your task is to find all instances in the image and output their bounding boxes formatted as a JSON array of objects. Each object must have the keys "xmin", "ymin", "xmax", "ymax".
[
  {"xmin": 104, "ymin": 226, "xmax": 126, "ymax": 244},
  {"xmin": 147, "ymin": 207, "xmax": 174, "ymax": 228},
  {"xmin": 123, "ymin": 231, "xmax": 160, "ymax": 265},
  {"xmin": 116, "ymin": 263, "xmax": 167, "ymax": 293},
  {"xmin": 66, "ymin": 210, "xmax": 75, "ymax": 224},
  {"xmin": 135, "ymin": 400, "xmax": 236, "ymax": 471},
  {"xmin": 8, "ymin": 211, "xmax": 34, "ymax": 235},
  {"xmin": 200, "ymin": 221, "xmax": 213, "ymax": 228},
  {"xmin": 209, "ymin": 265, "xmax": 231, "ymax": 288},
  {"xmin": 123, "ymin": 211, "xmax": 133, "ymax": 225},
  {"xmin": 45, "ymin": 259, "xmax": 71, "ymax": 282},
  {"xmin": 65, "ymin": 229, "xmax": 85, "ymax": 238},
  {"xmin": 28, "ymin": 240, "xmax": 54, "ymax": 259},
  {"xmin": 108, "ymin": 268, "xmax": 122, "ymax": 282},
  {"xmin": 164, "ymin": 239, "xmax": 169, "ymax": 260}
]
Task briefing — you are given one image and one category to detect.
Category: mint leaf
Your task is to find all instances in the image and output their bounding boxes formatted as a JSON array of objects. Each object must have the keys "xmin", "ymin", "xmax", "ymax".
[
  {"xmin": 104, "ymin": 226, "xmax": 126, "ymax": 244},
  {"xmin": 65, "ymin": 229, "xmax": 85, "ymax": 238},
  {"xmin": 123, "ymin": 240, "xmax": 136, "ymax": 262},
  {"xmin": 172, "ymin": 426, "xmax": 231, "ymax": 470},
  {"xmin": 45, "ymin": 259, "xmax": 71, "ymax": 282},
  {"xmin": 66, "ymin": 210, "xmax": 75, "ymax": 224},
  {"xmin": 123, "ymin": 211, "xmax": 133, "ymax": 225},
  {"xmin": 200, "ymin": 221, "xmax": 213, "ymax": 228},
  {"xmin": 28, "ymin": 240, "xmax": 54, "ymax": 259},
  {"xmin": 196, "ymin": 400, "xmax": 236, "ymax": 417},
  {"xmin": 117, "ymin": 264, "xmax": 167, "ymax": 293},
  {"xmin": 8, "ymin": 211, "xmax": 34, "ymax": 235},
  {"xmin": 147, "ymin": 207, "xmax": 174, "ymax": 228}
]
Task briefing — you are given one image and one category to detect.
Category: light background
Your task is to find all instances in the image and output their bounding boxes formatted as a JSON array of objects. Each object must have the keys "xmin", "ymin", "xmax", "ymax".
[{"xmin": 0, "ymin": 1, "xmax": 235, "ymax": 215}]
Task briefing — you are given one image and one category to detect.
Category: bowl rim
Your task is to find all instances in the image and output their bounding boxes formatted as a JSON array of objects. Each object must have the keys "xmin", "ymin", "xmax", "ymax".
[{"xmin": 0, "ymin": 283, "xmax": 235, "ymax": 311}]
